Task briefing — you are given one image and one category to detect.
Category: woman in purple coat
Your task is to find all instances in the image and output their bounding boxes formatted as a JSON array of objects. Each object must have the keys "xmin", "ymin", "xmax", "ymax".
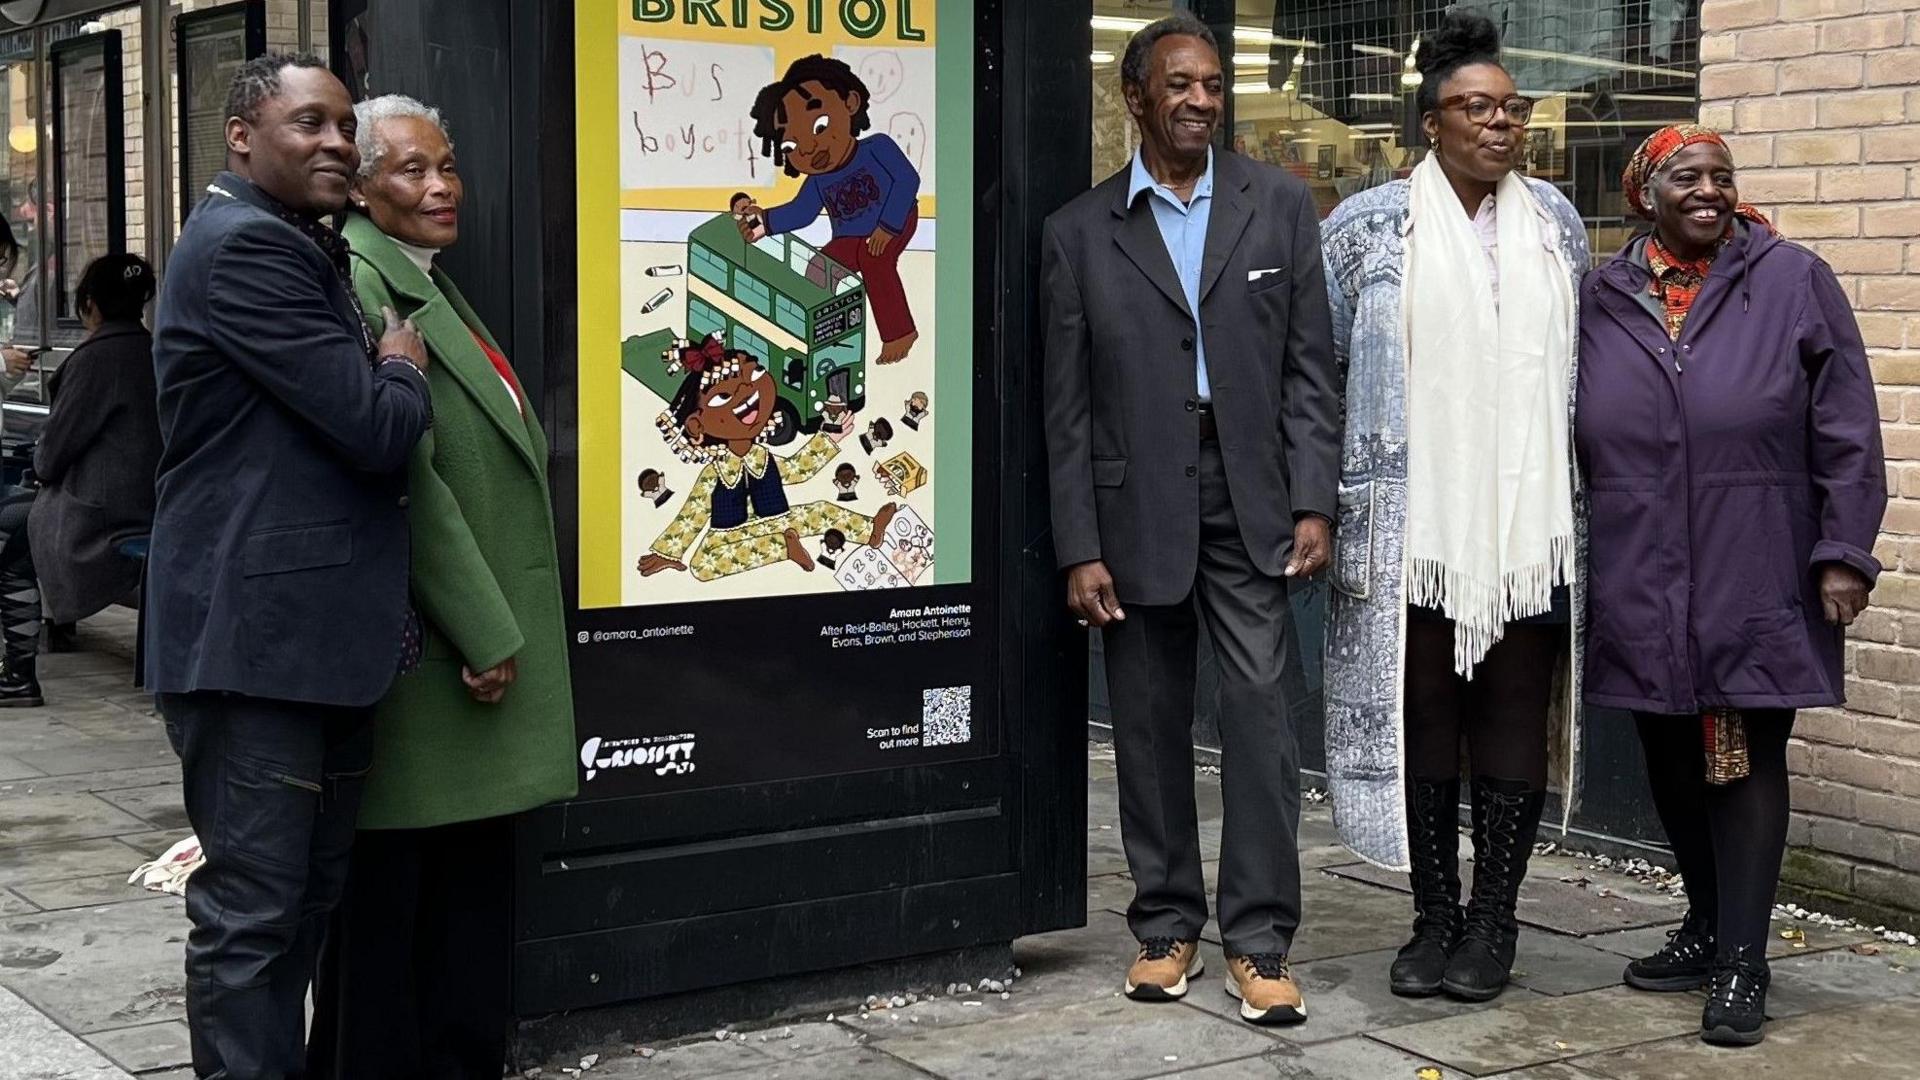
[{"xmin": 1576, "ymin": 125, "xmax": 1886, "ymax": 1048}]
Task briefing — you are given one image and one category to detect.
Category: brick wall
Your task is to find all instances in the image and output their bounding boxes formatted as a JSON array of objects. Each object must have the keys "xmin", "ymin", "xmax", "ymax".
[{"xmin": 1701, "ymin": 0, "xmax": 1920, "ymax": 924}]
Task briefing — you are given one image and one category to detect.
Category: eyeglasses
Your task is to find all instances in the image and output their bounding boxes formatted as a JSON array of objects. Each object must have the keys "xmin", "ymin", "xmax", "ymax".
[{"xmin": 1436, "ymin": 94, "xmax": 1534, "ymax": 126}]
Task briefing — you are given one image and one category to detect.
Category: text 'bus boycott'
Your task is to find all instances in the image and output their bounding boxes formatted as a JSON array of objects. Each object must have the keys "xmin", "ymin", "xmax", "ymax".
[{"xmin": 633, "ymin": 0, "xmax": 929, "ymax": 41}]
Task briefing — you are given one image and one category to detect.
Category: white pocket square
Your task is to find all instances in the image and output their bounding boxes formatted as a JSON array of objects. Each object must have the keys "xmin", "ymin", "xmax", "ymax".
[{"xmin": 1247, "ymin": 267, "xmax": 1285, "ymax": 282}]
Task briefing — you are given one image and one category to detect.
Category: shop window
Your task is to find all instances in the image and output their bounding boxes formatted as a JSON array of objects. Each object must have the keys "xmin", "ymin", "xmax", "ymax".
[
  {"xmin": 0, "ymin": 29, "xmax": 39, "ymax": 350},
  {"xmin": 1089, "ymin": 1, "xmax": 1701, "ymax": 255},
  {"xmin": 50, "ymin": 27, "xmax": 123, "ymax": 337},
  {"xmin": 176, "ymin": 3, "xmax": 266, "ymax": 225}
]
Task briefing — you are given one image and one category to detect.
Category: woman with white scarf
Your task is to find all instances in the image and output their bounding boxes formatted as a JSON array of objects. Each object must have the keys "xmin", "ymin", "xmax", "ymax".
[{"xmin": 1320, "ymin": 6, "xmax": 1589, "ymax": 1004}]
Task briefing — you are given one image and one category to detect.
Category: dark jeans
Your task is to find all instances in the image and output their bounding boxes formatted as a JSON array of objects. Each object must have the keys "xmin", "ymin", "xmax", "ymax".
[
  {"xmin": 161, "ymin": 692, "xmax": 374, "ymax": 1080},
  {"xmin": 307, "ymin": 817, "xmax": 513, "ymax": 1080},
  {"xmin": 1100, "ymin": 440, "xmax": 1303, "ymax": 957}
]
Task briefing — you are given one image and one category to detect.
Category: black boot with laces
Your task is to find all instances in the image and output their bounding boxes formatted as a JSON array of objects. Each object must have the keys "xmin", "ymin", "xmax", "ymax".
[
  {"xmin": 1391, "ymin": 778, "xmax": 1462, "ymax": 997},
  {"xmin": 1625, "ymin": 908, "xmax": 1715, "ymax": 991},
  {"xmin": 1702, "ymin": 946, "xmax": 1770, "ymax": 1046},
  {"xmin": 1441, "ymin": 776, "xmax": 1546, "ymax": 1002}
]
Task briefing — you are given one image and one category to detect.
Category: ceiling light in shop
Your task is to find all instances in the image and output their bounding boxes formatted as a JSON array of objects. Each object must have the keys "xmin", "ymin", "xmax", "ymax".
[
  {"xmin": 1351, "ymin": 93, "xmax": 1399, "ymax": 102},
  {"xmin": 1350, "ymin": 132, "xmax": 1393, "ymax": 140},
  {"xmin": 1351, "ymin": 43, "xmax": 1400, "ymax": 57},
  {"xmin": 1232, "ymin": 28, "xmax": 1320, "ymax": 49},
  {"xmin": 6, "ymin": 124, "xmax": 32, "ymax": 154},
  {"xmin": 1090, "ymin": 51, "xmax": 1116, "ymax": 63},
  {"xmin": 1234, "ymin": 82, "xmax": 1274, "ymax": 95},
  {"xmin": 1089, "ymin": 16, "xmax": 1149, "ymax": 32}
]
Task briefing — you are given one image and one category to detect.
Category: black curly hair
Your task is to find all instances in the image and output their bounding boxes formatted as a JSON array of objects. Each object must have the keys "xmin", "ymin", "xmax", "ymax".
[
  {"xmin": 226, "ymin": 52, "xmax": 331, "ymax": 125},
  {"xmin": 668, "ymin": 348, "xmax": 777, "ymax": 446},
  {"xmin": 750, "ymin": 55, "xmax": 873, "ymax": 178},
  {"xmin": 1415, "ymin": 6, "xmax": 1504, "ymax": 117}
]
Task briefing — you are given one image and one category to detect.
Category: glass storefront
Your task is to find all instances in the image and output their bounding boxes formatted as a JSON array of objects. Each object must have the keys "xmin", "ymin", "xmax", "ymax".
[
  {"xmin": 0, "ymin": 0, "xmax": 326, "ymax": 440},
  {"xmin": 1091, "ymin": 1, "xmax": 1701, "ymax": 256}
]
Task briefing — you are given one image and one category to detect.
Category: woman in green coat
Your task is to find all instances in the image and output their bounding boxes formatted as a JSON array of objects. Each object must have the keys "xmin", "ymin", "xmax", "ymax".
[{"xmin": 307, "ymin": 95, "xmax": 577, "ymax": 1080}]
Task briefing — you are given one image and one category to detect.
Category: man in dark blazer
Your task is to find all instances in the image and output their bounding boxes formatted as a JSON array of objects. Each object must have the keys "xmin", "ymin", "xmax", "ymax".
[
  {"xmin": 1041, "ymin": 15, "xmax": 1338, "ymax": 1026},
  {"xmin": 149, "ymin": 54, "xmax": 430, "ymax": 1080}
]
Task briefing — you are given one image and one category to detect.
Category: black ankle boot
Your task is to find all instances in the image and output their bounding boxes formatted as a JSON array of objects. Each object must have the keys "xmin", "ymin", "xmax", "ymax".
[
  {"xmin": 1391, "ymin": 777, "xmax": 1462, "ymax": 997},
  {"xmin": 1702, "ymin": 946, "xmax": 1770, "ymax": 1046},
  {"xmin": 1441, "ymin": 776, "xmax": 1546, "ymax": 1002},
  {"xmin": 1625, "ymin": 908, "xmax": 1715, "ymax": 992},
  {"xmin": 0, "ymin": 658, "xmax": 43, "ymax": 708}
]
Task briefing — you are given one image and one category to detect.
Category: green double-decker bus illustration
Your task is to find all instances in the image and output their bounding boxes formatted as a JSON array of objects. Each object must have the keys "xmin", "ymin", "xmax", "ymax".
[{"xmin": 623, "ymin": 213, "xmax": 868, "ymax": 446}]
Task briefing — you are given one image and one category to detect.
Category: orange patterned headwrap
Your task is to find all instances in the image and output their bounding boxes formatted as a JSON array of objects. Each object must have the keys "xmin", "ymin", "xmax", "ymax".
[{"xmin": 1622, "ymin": 124, "xmax": 1774, "ymax": 232}]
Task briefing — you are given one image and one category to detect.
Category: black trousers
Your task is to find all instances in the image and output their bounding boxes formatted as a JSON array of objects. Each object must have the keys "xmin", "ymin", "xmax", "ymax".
[
  {"xmin": 1634, "ymin": 709, "xmax": 1794, "ymax": 959},
  {"xmin": 160, "ymin": 692, "xmax": 374, "ymax": 1080},
  {"xmin": 306, "ymin": 817, "xmax": 513, "ymax": 1080},
  {"xmin": 0, "ymin": 486, "xmax": 40, "ymax": 678},
  {"xmin": 1403, "ymin": 611, "xmax": 1563, "ymax": 788},
  {"xmin": 1100, "ymin": 441, "xmax": 1303, "ymax": 956}
]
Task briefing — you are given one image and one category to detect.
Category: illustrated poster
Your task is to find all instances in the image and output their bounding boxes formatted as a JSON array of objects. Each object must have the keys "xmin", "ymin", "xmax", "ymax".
[{"xmin": 569, "ymin": 0, "xmax": 988, "ymax": 797}]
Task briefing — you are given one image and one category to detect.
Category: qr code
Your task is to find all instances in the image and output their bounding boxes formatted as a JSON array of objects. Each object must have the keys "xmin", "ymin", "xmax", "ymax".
[{"xmin": 922, "ymin": 686, "xmax": 973, "ymax": 747}]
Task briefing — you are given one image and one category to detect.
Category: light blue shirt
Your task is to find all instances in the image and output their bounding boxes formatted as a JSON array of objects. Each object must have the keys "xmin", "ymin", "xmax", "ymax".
[{"xmin": 1128, "ymin": 148, "xmax": 1215, "ymax": 402}]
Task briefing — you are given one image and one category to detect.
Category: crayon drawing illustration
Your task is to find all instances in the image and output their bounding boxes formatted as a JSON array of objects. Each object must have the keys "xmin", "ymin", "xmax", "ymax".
[{"xmin": 576, "ymin": 1, "xmax": 967, "ymax": 608}]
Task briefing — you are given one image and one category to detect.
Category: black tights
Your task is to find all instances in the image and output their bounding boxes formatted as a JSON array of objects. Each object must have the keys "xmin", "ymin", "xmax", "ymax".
[
  {"xmin": 1634, "ymin": 710, "xmax": 1792, "ymax": 959},
  {"xmin": 1405, "ymin": 615, "xmax": 1561, "ymax": 787}
]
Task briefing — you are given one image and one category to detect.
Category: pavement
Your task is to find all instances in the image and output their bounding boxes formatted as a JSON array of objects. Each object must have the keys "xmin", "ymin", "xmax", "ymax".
[{"xmin": 2, "ymin": 615, "xmax": 1918, "ymax": 1079}]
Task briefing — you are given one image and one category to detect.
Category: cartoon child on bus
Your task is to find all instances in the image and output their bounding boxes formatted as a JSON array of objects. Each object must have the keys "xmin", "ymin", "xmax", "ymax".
[
  {"xmin": 638, "ymin": 336, "xmax": 898, "ymax": 582},
  {"xmin": 740, "ymin": 55, "xmax": 922, "ymax": 365}
]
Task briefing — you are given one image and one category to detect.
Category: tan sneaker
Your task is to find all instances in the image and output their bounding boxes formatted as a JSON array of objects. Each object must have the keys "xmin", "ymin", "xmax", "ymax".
[
  {"xmin": 1125, "ymin": 938, "xmax": 1203, "ymax": 1001},
  {"xmin": 1225, "ymin": 953, "xmax": 1307, "ymax": 1025}
]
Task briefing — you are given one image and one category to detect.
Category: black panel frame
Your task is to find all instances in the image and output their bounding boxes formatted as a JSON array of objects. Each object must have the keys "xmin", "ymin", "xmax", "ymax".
[
  {"xmin": 48, "ymin": 25, "xmax": 121, "ymax": 327},
  {"xmin": 174, "ymin": 0, "xmax": 265, "ymax": 226}
]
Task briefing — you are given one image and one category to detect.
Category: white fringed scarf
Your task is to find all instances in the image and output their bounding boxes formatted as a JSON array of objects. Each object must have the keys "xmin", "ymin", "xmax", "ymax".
[{"xmin": 1403, "ymin": 155, "xmax": 1576, "ymax": 675}]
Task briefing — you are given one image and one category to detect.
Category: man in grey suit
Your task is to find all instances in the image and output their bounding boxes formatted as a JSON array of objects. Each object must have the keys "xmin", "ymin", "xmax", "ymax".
[{"xmin": 1041, "ymin": 15, "xmax": 1338, "ymax": 1026}]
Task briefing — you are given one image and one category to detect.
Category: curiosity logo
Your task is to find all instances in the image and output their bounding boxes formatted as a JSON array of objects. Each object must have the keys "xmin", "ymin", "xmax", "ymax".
[{"xmin": 579, "ymin": 734, "xmax": 698, "ymax": 781}]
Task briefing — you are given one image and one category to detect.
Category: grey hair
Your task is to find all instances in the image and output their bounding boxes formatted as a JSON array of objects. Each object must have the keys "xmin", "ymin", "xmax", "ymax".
[{"xmin": 353, "ymin": 94, "xmax": 452, "ymax": 178}]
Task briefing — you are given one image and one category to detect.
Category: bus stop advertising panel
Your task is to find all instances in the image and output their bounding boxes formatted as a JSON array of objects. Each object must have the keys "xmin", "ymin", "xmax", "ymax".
[{"xmin": 569, "ymin": 0, "xmax": 986, "ymax": 796}]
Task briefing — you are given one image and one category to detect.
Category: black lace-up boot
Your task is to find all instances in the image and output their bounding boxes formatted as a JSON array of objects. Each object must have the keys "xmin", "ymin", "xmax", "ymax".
[
  {"xmin": 1701, "ymin": 946, "xmax": 1770, "ymax": 1046},
  {"xmin": 1441, "ymin": 776, "xmax": 1546, "ymax": 1002},
  {"xmin": 1625, "ymin": 908, "xmax": 1716, "ymax": 991},
  {"xmin": 1391, "ymin": 778, "xmax": 1462, "ymax": 997}
]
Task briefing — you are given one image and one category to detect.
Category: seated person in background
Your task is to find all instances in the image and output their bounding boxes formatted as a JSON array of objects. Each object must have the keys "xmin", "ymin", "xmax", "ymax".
[{"xmin": 28, "ymin": 255, "xmax": 162, "ymax": 642}]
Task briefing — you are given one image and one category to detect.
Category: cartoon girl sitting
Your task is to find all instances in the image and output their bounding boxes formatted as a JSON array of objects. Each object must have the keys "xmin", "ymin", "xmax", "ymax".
[
  {"xmin": 638, "ymin": 335, "xmax": 897, "ymax": 582},
  {"xmin": 739, "ymin": 55, "xmax": 922, "ymax": 365}
]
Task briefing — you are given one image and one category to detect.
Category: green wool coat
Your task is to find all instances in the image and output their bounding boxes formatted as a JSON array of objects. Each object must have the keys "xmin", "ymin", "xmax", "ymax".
[{"xmin": 344, "ymin": 213, "xmax": 578, "ymax": 829}]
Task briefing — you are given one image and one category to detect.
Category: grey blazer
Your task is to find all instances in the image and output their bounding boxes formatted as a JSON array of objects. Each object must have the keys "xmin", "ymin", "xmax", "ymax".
[{"xmin": 1040, "ymin": 150, "xmax": 1339, "ymax": 605}]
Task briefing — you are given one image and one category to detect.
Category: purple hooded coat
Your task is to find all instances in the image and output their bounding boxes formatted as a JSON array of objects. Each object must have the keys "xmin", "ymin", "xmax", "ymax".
[{"xmin": 1574, "ymin": 222, "xmax": 1886, "ymax": 716}]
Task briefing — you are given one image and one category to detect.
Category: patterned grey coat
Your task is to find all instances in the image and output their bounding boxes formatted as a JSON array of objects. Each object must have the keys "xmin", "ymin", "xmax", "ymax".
[{"xmin": 1319, "ymin": 177, "xmax": 1592, "ymax": 870}]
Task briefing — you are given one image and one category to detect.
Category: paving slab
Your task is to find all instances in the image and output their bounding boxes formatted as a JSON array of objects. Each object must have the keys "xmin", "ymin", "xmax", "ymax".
[
  {"xmin": 14, "ymin": 741, "xmax": 176, "ymax": 782},
  {"xmin": 92, "ymin": 785, "xmax": 191, "ymax": 833},
  {"xmin": 1571, "ymin": 999, "xmax": 1920, "ymax": 1079},
  {"xmin": 1509, "ymin": 930, "xmax": 1637, "ymax": 997},
  {"xmin": 0, "ymin": 716, "xmax": 101, "ymax": 755},
  {"xmin": 576, "ymin": 1036, "xmax": 784, "ymax": 1079},
  {"xmin": 0, "ymin": 898, "xmax": 189, "ymax": 1034},
  {"xmin": 692, "ymin": 1046, "xmax": 930, "ymax": 1079},
  {"xmin": 0, "ymin": 767, "xmax": 182, "ymax": 800},
  {"xmin": 84, "ymin": 1020, "xmax": 192, "ymax": 1073},
  {"xmin": 0, "ymin": 794, "xmax": 150, "ymax": 849},
  {"xmin": 1180, "ymin": 943, "xmax": 1544, "ymax": 1044},
  {"xmin": 12, "ymin": 874, "xmax": 167, "ymax": 912},
  {"xmin": 0, "ymin": 755, "xmax": 45, "ymax": 782},
  {"xmin": 881, "ymin": 995, "xmax": 1279, "ymax": 1080},
  {"xmin": 1483, "ymin": 1064, "xmax": 1609, "ymax": 1079},
  {"xmin": 0, "ymin": 984, "xmax": 132, "ymax": 1078},
  {"xmin": 0, "ymin": 838, "xmax": 147, "ymax": 889},
  {"xmin": 853, "ymin": 911, "xmax": 1139, "ymax": 1041},
  {"xmin": 1285, "ymin": 872, "xmax": 1422, "ymax": 963},
  {"xmin": 0, "ymin": 889, "xmax": 38, "ymax": 916},
  {"xmin": 1089, "ymin": 872, "xmax": 1132, "ymax": 916},
  {"xmin": 1585, "ymin": 917, "xmax": 1874, "ymax": 962},
  {"xmin": 1762, "ymin": 944, "xmax": 1920, "ymax": 1019},
  {"xmin": 1370, "ymin": 984, "xmax": 1704, "ymax": 1075},
  {"xmin": 1157, "ymin": 1037, "xmax": 1447, "ymax": 1078},
  {"xmin": 1326, "ymin": 861, "xmax": 1683, "ymax": 936}
]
